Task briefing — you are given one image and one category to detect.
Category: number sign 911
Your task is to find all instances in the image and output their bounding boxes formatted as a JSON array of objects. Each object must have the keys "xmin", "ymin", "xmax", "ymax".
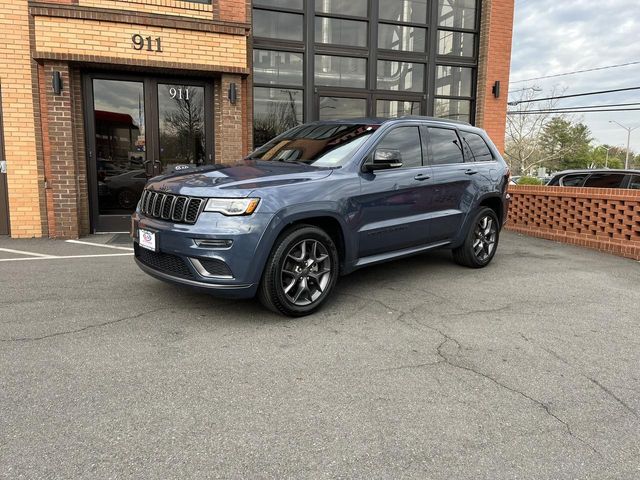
[{"xmin": 132, "ymin": 34, "xmax": 163, "ymax": 53}]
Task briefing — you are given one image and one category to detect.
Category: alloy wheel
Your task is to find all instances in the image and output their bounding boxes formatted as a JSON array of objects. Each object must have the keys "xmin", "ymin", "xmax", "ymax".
[
  {"xmin": 473, "ymin": 215, "xmax": 498, "ymax": 263},
  {"xmin": 281, "ymin": 239, "xmax": 332, "ymax": 307}
]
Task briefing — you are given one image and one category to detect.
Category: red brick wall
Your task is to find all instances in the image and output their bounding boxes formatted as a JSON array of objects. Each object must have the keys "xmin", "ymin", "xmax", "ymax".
[
  {"xmin": 506, "ymin": 185, "xmax": 640, "ymax": 261},
  {"xmin": 476, "ymin": 0, "xmax": 515, "ymax": 154},
  {"xmin": 218, "ymin": 0, "xmax": 248, "ymax": 23}
]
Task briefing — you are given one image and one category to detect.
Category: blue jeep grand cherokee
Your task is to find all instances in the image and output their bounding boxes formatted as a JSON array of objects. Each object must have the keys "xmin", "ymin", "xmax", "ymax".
[{"xmin": 133, "ymin": 118, "xmax": 510, "ymax": 316}]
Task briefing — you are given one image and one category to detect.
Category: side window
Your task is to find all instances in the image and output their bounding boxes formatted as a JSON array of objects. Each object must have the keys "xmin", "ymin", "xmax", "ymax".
[
  {"xmin": 428, "ymin": 127, "xmax": 464, "ymax": 165},
  {"xmin": 629, "ymin": 175, "xmax": 640, "ymax": 190},
  {"xmin": 376, "ymin": 126, "xmax": 423, "ymax": 169},
  {"xmin": 462, "ymin": 132, "xmax": 493, "ymax": 162},
  {"xmin": 583, "ymin": 173, "xmax": 625, "ymax": 188},
  {"xmin": 561, "ymin": 174, "xmax": 587, "ymax": 187}
]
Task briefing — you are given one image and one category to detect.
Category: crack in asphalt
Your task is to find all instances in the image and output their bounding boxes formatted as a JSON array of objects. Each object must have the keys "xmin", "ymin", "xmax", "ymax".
[
  {"xmin": 520, "ymin": 333, "xmax": 639, "ymax": 420},
  {"xmin": 0, "ymin": 308, "xmax": 168, "ymax": 342}
]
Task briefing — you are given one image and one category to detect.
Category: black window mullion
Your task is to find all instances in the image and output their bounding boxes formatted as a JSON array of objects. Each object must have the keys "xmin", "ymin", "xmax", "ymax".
[
  {"xmin": 427, "ymin": 0, "xmax": 439, "ymax": 117},
  {"xmin": 369, "ymin": 0, "xmax": 379, "ymax": 99},
  {"xmin": 305, "ymin": 0, "xmax": 314, "ymax": 121}
]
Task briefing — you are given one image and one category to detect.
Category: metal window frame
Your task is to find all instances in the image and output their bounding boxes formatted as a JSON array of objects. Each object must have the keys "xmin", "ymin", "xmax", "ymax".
[
  {"xmin": 0, "ymin": 82, "xmax": 10, "ymax": 236},
  {"xmin": 251, "ymin": 0, "xmax": 481, "ymax": 131}
]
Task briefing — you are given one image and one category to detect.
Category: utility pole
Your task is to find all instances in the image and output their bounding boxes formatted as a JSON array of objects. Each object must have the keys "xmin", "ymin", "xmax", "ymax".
[{"xmin": 609, "ymin": 121, "xmax": 639, "ymax": 169}]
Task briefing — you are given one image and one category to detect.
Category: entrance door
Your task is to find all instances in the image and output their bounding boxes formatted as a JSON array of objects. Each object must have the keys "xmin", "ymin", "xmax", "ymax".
[{"xmin": 85, "ymin": 75, "xmax": 214, "ymax": 232}]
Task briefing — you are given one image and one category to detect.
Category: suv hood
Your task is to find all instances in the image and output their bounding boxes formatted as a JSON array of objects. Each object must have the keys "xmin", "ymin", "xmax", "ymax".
[{"xmin": 146, "ymin": 160, "xmax": 334, "ymax": 198}]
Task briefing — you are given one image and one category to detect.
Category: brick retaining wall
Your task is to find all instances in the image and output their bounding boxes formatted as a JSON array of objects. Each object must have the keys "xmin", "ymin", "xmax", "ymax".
[{"xmin": 506, "ymin": 185, "xmax": 640, "ymax": 261}]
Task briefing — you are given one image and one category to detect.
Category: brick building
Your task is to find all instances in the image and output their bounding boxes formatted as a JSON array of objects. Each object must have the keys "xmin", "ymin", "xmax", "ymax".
[{"xmin": 0, "ymin": 0, "xmax": 514, "ymax": 238}]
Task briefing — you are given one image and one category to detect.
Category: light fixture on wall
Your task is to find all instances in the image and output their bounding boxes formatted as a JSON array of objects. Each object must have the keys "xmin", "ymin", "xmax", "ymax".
[
  {"xmin": 492, "ymin": 80, "xmax": 501, "ymax": 99},
  {"xmin": 228, "ymin": 82, "xmax": 237, "ymax": 105},
  {"xmin": 52, "ymin": 71, "xmax": 63, "ymax": 95}
]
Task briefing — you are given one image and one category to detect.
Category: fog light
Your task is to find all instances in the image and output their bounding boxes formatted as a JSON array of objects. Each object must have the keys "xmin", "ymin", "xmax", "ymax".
[{"xmin": 194, "ymin": 239, "xmax": 233, "ymax": 249}]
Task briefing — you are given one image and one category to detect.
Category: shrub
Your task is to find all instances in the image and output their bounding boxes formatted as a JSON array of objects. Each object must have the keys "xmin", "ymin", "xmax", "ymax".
[{"xmin": 517, "ymin": 176, "xmax": 543, "ymax": 186}]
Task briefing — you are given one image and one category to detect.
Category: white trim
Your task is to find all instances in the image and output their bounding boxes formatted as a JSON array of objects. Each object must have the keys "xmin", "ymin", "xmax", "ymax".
[{"xmin": 65, "ymin": 239, "xmax": 134, "ymax": 251}]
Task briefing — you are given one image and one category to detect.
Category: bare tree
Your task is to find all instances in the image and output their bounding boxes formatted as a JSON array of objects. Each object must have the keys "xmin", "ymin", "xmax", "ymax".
[{"xmin": 504, "ymin": 86, "xmax": 566, "ymax": 175}]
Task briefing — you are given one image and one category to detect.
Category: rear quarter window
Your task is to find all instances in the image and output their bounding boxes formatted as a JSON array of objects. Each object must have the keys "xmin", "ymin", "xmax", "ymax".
[
  {"xmin": 560, "ymin": 174, "xmax": 588, "ymax": 187},
  {"xmin": 462, "ymin": 132, "xmax": 494, "ymax": 162},
  {"xmin": 629, "ymin": 175, "xmax": 640, "ymax": 190}
]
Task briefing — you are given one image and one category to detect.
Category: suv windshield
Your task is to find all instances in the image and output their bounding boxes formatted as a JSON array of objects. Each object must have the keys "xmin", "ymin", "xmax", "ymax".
[{"xmin": 248, "ymin": 123, "xmax": 379, "ymax": 167}]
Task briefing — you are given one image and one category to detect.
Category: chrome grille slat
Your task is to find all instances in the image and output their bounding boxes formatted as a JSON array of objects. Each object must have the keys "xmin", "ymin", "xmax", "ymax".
[{"xmin": 140, "ymin": 189, "xmax": 203, "ymax": 225}]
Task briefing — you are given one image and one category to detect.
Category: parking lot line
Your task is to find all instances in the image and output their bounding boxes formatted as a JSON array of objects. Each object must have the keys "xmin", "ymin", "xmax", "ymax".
[
  {"xmin": 0, "ymin": 253, "xmax": 132, "ymax": 262},
  {"xmin": 65, "ymin": 239, "xmax": 134, "ymax": 252},
  {"xmin": 0, "ymin": 247, "xmax": 56, "ymax": 258}
]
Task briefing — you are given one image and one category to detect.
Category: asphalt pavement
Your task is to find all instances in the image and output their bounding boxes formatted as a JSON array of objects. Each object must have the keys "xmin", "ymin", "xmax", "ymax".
[{"xmin": 0, "ymin": 232, "xmax": 639, "ymax": 479}]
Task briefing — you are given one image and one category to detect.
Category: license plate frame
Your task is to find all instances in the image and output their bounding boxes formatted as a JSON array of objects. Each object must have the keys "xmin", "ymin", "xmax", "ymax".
[{"xmin": 138, "ymin": 229, "xmax": 157, "ymax": 252}]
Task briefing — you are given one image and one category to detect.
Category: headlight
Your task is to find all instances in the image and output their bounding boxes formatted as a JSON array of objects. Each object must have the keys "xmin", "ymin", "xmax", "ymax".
[{"xmin": 204, "ymin": 198, "xmax": 260, "ymax": 216}]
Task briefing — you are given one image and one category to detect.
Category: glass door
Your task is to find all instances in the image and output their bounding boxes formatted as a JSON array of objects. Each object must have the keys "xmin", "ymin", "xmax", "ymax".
[{"xmin": 86, "ymin": 75, "xmax": 214, "ymax": 232}]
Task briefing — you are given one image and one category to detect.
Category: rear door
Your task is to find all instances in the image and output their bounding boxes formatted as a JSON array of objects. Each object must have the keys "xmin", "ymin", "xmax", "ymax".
[
  {"xmin": 425, "ymin": 126, "xmax": 476, "ymax": 242},
  {"xmin": 356, "ymin": 125, "xmax": 434, "ymax": 258}
]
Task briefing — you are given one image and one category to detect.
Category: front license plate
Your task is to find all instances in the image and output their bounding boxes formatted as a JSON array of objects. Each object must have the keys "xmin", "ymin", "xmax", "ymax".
[{"xmin": 139, "ymin": 229, "xmax": 157, "ymax": 252}]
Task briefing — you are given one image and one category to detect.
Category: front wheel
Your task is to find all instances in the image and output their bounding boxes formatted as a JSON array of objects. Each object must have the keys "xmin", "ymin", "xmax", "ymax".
[
  {"xmin": 258, "ymin": 225, "xmax": 339, "ymax": 317},
  {"xmin": 452, "ymin": 207, "xmax": 500, "ymax": 268}
]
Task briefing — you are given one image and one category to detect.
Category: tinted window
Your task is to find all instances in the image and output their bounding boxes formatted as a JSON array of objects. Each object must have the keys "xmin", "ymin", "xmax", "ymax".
[
  {"xmin": 584, "ymin": 173, "xmax": 626, "ymax": 188},
  {"xmin": 319, "ymin": 97, "xmax": 367, "ymax": 120},
  {"xmin": 253, "ymin": 50, "xmax": 303, "ymax": 86},
  {"xmin": 379, "ymin": 0, "xmax": 428, "ymax": 23},
  {"xmin": 429, "ymin": 128, "xmax": 464, "ymax": 165},
  {"xmin": 377, "ymin": 127, "xmax": 423, "ymax": 169},
  {"xmin": 462, "ymin": 132, "xmax": 493, "ymax": 162},
  {"xmin": 315, "ymin": 17, "xmax": 368, "ymax": 47},
  {"xmin": 377, "ymin": 61, "xmax": 425, "ymax": 92},
  {"xmin": 315, "ymin": 55, "xmax": 367, "ymax": 89},
  {"xmin": 560, "ymin": 174, "xmax": 587, "ymax": 187},
  {"xmin": 629, "ymin": 175, "xmax": 640, "ymax": 190},
  {"xmin": 249, "ymin": 123, "xmax": 379, "ymax": 167},
  {"xmin": 316, "ymin": 0, "xmax": 367, "ymax": 17},
  {"xmin": 378, "ymin": 24, "xmax": 426, "ymax": 52},
  {"xmin": 253, "ymin": 87, "xmax": 303, "ymax": 147}
]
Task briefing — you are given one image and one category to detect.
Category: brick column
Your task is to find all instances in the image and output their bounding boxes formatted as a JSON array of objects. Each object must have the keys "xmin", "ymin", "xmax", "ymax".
[
  {"xmin": 215, "ymin": 74, "xmax": 246, "ymax": 163},
  {"xmin": 0, "ymin": 0, "xmax": 47, "ymax": 237},
  {"xmin": 475, "ymin": 0, "xmax": 515, "ymax": 154},
  {"xmin": 39, "ymin": 62, "xmax": 81, "ymax": 238}
]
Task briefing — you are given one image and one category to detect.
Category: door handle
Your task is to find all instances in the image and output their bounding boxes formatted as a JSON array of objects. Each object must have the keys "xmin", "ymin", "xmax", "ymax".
[
  {"xmin": 465, "ymin": 169, "xmax": 479, "ymax": 176},
  {"xmin": 414, "ymin": 173, "xmax": 431, "ymax": 181}
]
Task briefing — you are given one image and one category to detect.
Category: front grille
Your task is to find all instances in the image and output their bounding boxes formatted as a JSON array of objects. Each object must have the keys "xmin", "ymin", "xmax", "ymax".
[
  {"xmin": 199, "ymin": 258, "xmax": 233, "ymax": 278},
  {"xmin": 140, "ymin": 190, "xmax": 204, "ymax": 224},
  {"xmin": 135, "ymin": 244, "xmax": 195, "ymax": 280}
]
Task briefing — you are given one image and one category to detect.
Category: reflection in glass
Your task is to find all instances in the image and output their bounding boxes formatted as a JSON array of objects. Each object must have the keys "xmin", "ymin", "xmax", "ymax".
[
  {"xmin": 315, "ymin": 17, "xmax": 368, "ymax": 47},
  {"xmin": 377, "ymin": 60, "xmax": 425, "ymax": 92},
  {"xmin": 249, "ymin": 123, "xmax": 378, "ymax": 167},
  {"xmin": 316, "ymin": 0, "xmax": 367, "ymax": 17},
  {"xmin": 378, "ymin": 24, "xmax": 426, "ymax": 52},
  {"xmin": 436, "ymin": 65, "xmax": 473, "ymax": 96},
  {"xmin": 379, "ymin": 0, "xmax": 428, "ymax": 24},
  {"xmin": 377, "ymin": 100, "xmax": 421, "ymax": 118},
  {"xmin": 253, "ymin": 9, "xmax": 303, "ymax": 41},
  {"xmin": 319, "ymin": 97, "xmax": 367, "ymax": 120},
  {"xmin": 435, "ymin": 98, "xmax": 471, "ymax": 122},
  {"xmin": 438, "ymin": 0, "xmax": 476, "ymax": 29},
  {"xmin": 158, "ymin": 84, "xmax": 205, "ymax": 171},
  {"xmin": 377, "ymin": 127, "xmax": 422, "ymax": 168},
  {"xmin": 428, "ymin": 127, "xmax": 464, "ymax": 165},
  {"xmin": 315, "ymin": 55, "xmax": 367, "ymax": 89},
  {"xmin": 438, "ymin": 30, "xmax": 475, "ymax": 57},
  {"xmin": 254, "ymin": 87, "xmax": 303, "ymax": 147},
  {"xmin": 253, "ymin": 50, "xmax": 304, "ymax": 86},
  {"xmin": 93, "ymin": 79, "xmax": 146, "ymax": 215}
]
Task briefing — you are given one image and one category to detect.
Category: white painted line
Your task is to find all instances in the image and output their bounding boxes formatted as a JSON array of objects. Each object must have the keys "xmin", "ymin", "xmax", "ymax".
[
  {"xmin": 65, "ymin": 239, "xmax": 134, "ymax": 251},
  {"xmin": 0, "ymin": 247, "xmax": 57, "ymax": 258},
  {"xmin": 0, "ymin": 253, "xmax": 133, "ymax": 262}
]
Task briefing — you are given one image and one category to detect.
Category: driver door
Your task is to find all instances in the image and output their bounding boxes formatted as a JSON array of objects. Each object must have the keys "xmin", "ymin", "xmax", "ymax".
[{"xmin": 355, "ymin": 125, "xmax": 435, "ymax": 258}]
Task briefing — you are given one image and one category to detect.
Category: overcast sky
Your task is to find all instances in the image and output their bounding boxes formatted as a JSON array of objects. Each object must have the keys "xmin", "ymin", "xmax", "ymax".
[{"xmin": 510, "ymin": 0, "xmax": 640, "ymax": 152}]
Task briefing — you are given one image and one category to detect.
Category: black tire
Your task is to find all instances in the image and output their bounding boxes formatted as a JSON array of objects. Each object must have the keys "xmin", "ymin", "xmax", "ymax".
[
  {"xmin": 258, "ymin": 225, "xmax": 339, "ymax": 317},
  {"xmin": 453, "ymin": 207, "xmax": 500, "ymax": 268}
]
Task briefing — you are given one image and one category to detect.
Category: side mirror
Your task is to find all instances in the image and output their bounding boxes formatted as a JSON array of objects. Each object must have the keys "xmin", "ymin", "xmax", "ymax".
[{"xmin": 365, "ymin": 148, "xmax": 403, "ymax": 172}]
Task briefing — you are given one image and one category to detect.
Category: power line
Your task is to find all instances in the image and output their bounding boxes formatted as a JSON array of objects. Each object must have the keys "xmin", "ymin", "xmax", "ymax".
[
  {"xmin": 511, "ymin": 102, "xmax": 640, "ymax": 113},
  {"xmin": 507, "ymin": 108, "xmax": 640, "ymax": 115},
  {"xmin": 509, "ymin": 61, "xmax": 640, "ymax": 84},
  {"xmin": 508, "ymin": 86, "xmax": 640, "ymax": 105}
]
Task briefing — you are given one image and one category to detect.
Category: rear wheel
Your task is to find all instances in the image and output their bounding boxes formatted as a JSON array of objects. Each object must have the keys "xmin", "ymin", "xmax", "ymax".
[
  {"xmin": 453, "ymin": 207, "xmax": 500, "ymax": 268},
  {"xmin": 259, "ymin": 225, "xmax": 339, "ymax": 317}
]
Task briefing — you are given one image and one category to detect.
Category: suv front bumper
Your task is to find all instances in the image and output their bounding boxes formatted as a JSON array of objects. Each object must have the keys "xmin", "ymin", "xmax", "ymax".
[{"xmin": 132, "ymin": 210, "xmax": 279, "ymax": 299}]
